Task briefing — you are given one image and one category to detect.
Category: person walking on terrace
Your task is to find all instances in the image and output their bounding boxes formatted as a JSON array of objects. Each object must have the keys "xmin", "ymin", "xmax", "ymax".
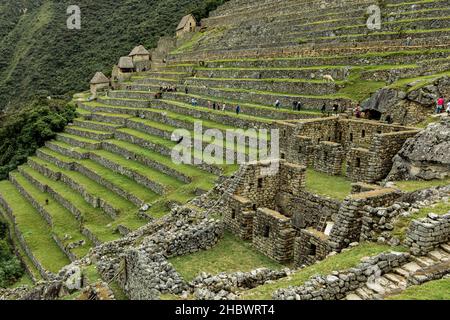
[
  {"xmin": 275, "ymin": 99, "xmax": 281, "ymax": 109},
  {"xmin": 213, "ymin": 102, "xmax": 216, "ymax": 110},
  {"xmin": 207, "ymin": 100, "xmax": 212, "ymax": 109},
  {"xmin": 354, "ymin": 105, "xmax": 361, "ymax": 118},
  {"xmin": 436, "ymin": 97, "xmax": 444, "ymax": 114},
  {"xmin": 236, "ymin": 105, "xmax": 241, "ymax": 115},
  {"xmin": 321, "ymin": 103, "xmax": 326, "ymax": 115},
  {"xmin": 446, "ymin": 101, "xmax": 450, "ymax": 116},
  {"xmin": 222, "ymin": 103, "xmax": 227, "ymax": 111},
  {"xmin": 292, "ymin": 101, "xmax": 298, "ymax": 111},
  {"xmin": 185, "ymin": 87, "xmax": 189, "ymax": 95}
]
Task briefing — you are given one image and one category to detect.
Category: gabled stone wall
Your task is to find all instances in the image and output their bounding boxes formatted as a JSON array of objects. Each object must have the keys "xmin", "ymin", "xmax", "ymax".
[{"xmin": 252, "ymin": 208, "xmax": 296, "ymax": 263}]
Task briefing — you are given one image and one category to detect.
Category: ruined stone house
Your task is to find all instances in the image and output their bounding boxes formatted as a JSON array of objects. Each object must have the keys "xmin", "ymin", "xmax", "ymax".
[
  {"xmin": 129, "ymin": 45, "xmax": 151, "ymax": 72},
  {"xmin": 176, "ymin": 14, "xmax": 197, "ymax": 37},
  {"xmin": 89, "ymin": 72, "xmax": 110, "ymax": 96}
]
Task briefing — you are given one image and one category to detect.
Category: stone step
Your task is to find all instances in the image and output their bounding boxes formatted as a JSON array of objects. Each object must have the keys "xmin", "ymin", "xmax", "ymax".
[
  {"xmin": 411, "ymin": 256, "xmax": 439, "ymax": 268},
  {"xmin": 344, "ymin": 293, "xmax": 362, "ymax": 300},
  {"xmin": 383, "ymin": 273, "xmax": 407, "ymax": 287},
  {"xmin": 440, "ymin": 243, "xmax": 450, "ymax": 254},
  {"xmin": 401, "ymin": 262, "xmax": 423, "ymax": 274},
  {"xmin": 393, "ymin": 267, "xmax": 411, "ymax": 278},
  {"xmin": 355, "ymin": 286, "xmax": 375, "ymax": 300},
  {"xmin": 428, "ymin": 249, "xmax": 450, "ymax": 262}
]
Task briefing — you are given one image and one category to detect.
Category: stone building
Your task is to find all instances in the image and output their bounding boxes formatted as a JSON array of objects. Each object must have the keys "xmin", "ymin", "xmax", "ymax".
[
  {"xmin": 129, "ymin": 45, "xmax": 151, "ymax": 72},
  {"xmin": 223, "ymin": 159, "xmax": 405, "ymax": 267},
  {"xmin": 89, "ymin": 72, "xmax": 110, "ymax": 96},
  {"xmin": 117, "ymin": 57, "xmax": 135, "ymax": 81},
  {"xmin": 176, "ymin": 14, "xmax": 197, "ymax": 37},
  {"xmin": 278, "ymin": 116, "xmax": 420, "ymax": 183}
]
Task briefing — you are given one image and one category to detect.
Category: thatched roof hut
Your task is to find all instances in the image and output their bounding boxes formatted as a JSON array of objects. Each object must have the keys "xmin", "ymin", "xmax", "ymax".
[
  {"xmin": 118, "ymin": 56, "xmax": 134, "ymax": 70},
  {"xmin": 90, "ymin": 72, "xmax": 109, "ymax": 84}
]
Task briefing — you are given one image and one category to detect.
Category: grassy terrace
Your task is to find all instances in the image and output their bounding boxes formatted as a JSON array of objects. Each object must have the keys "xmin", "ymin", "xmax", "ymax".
[
  {"xmin": 115, "ymin": 88, "xmax": 322, "ymax": 116},
  {"xmin": 0, "ymin": 206, "xmax": 43, "ymax": 282},
  {"xmin": 169, "ymin": 232, "xmax": 282, "ymax": 282},
  {"xmin": 183, "ymin": 48, "xmax": 450, "ymax": 64},
  {"xmin": 115, "ymin": 128, "xmax": 239, "ymax": 176},
  {"xmin": 290, "ymin": 16, "xmax": 450, "ymax": 37},
  {"xmin": 239, "ymin": 243, "xmax": 406, "ymax": 300},
  {"xmin": 21, "ymin": 161, "xmax": 120, "ymax": 242},
  {"xmin": 316, "ymin": 27, "xmax": 450, "ymax": 41},
  {"xmin": 105, "ymin": 139, "xmax": 217, "ymax": 190},
  {"xmin": 387, "ymin": 278, "xmax": 450, "ymax": 300},
  {"xmin": 394, "ymin": 177, "xmax": 450, "ymax": 192},
  {"xmin": 0, "ymin": 180, "xmax": 70, "ymax": 273},
  {"xmin": 392, "ymin": 200, "xmax": 450, "ymax": 240},
  {"xmin": 11, "ymin": 171, "xmax": 92, "ymax": 258},
  {"xmin": 305, "ymin": 168, "xmax": 352, "ymax": 200},
  {"xmin": 37, "ymin": 147, "xmax": 137, "ymax": 213},
  {"xmin": 48, "ymin": 140, "xmax": 160, "ymax": 204},
  {"xmin": 389, "ymin": 70, "xmax": 450, "ymax": 93}
]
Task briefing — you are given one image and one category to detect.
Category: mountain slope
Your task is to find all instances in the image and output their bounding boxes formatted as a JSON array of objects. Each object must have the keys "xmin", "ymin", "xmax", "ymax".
[{"xmin": 0, "ymin": 0, "xmax": 226, "ymax": 111}]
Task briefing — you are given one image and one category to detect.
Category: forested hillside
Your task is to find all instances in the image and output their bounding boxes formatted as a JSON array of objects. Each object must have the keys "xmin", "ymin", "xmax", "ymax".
[{"xmin": 0, "ymin": 0, "xmax": 226, "ymax": 111}]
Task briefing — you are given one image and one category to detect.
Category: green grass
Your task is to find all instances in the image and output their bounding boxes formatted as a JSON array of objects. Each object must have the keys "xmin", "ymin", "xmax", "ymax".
[
  {"xmin": 305, "ymin": 168, "xmax": 352, "ymax": 200},
  {"xmin": 38, "ymin": 148, "xmax": 138, "ymax": 213},
  {"xmin": 387, "ymin": 278, "xmax": 450, "ymax": 300},
  {"xmin": 389, "ymin": 71, "xmax": 450, "ymax": 93},
  {"xmin": 11, "ymin": 171, "xmax": 92, "ymax": 258},
  {"xmin": 0, "ymin": 180, "xmax": 70, "ymax": 273},
  {"xmin": 169, "ymin": 232, "xmax": 282, "ymax": 282},
  {"xmin": 22, "ymin": 160, "xmax": 119, "ymax": 243},
  {"xmin": 392, "ymin": 200, "xmax": 450, "ymax": 240},
  {"xmin": 239, "ymin": 243, "xmax": 406, "ymax": 300},
  {"xmin": 394, "ymin": 178, "xmax": 450, "ymax": 192}
]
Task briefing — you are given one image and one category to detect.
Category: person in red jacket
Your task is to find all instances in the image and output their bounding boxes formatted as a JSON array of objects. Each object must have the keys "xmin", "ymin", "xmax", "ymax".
[{"xmin": 436, "ymin": 97, "xmax": 445, "ymax": 113}]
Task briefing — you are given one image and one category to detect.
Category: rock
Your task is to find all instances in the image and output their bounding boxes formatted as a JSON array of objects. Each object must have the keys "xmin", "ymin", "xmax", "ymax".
[{"xmin": 387, "ymin": 119, "xmax": 450, "ymax": 181}]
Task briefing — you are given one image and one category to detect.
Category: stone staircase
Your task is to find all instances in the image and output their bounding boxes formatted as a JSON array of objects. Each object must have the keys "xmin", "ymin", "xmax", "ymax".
[{"xmin": 344, "ymin": 243, "xmax": 450, "ymax": 300}]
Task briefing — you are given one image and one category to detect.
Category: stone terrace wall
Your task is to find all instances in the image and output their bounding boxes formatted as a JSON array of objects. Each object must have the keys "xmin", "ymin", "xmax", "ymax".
[
  {"xmin": 329, "ymin": 188, "xmax": 402, "ymax": 251},
  {"xmin": 273, "ymin": 252, "xmax": 410, "ymax": 300},
  {"xmin": 405, "ymin": 213, "xmax": 450, "ymax": 256}
]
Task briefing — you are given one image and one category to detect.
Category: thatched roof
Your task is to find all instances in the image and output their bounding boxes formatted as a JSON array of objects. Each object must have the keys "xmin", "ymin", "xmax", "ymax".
[
  {"xmin": 129, "ymin": 45, "xmax": 150, "ymax": 56},
  {"xmin": 177, "ymin": 14, "xmax": 197, "ymax": 31},
  {"xmin": 90, "ymin": 72, "xmax": 109, "ymax": 84},
  {"xmin": 118, "ymin": 56, "xmax": 134, "ymax": 69}
]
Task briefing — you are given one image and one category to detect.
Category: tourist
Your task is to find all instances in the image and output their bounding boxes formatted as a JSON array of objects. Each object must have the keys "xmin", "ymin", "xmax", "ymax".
[
  {"xmin": 213, "ymin": 102, "xmax": 216, "ymax": 110},
  {"xmin": 446, "ymin": 101, "xmax": 450, "ymax": 116},
  {"xmin": 191, "ymin": 98, "xmax": 198, "ymax": 106},
  {"xmin": 321, "ymin": 103, "xmax": 326, "ymax": 115},
  {"xmin": 185, "ymin": 87, "xmax": 189, "ymax": 94},
  {"xmin": 354, "ymin": 105, "xmax": 361, "ymax": 118},
  {"xmin": 333, "ymin": 103, "xmax": 339, "ymax": 115},
  {"xmin": 236, "ymin": 105, "xmax": 241, "ymax": 115},
  {"xmin": 436, "ymin": 97, "xmax": 444, "ymax": 114},
  {"xmin": 45, "ymin": 199, "xmax": 49, "ymax": 205},
  {"xmin": 207, "ymin": 100, "xmax": 212, "ymax": 109},
  {"xmin": 292, "ymin": 101, "xmax": 298, "ymax": 111},
  {"xmin": 275, "ymin": 99, "xmax": 281, "ymax": 109},
  {"xmin": 222, "ymin": 103, "xmax": 226, "ymax": 111},
  {"xmin": 297, "ymin": 101, "xmax": 302, "ymax": 111}
]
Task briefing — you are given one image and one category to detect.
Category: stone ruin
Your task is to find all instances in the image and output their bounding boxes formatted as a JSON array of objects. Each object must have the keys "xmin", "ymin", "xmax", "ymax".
[{"xmin": 278, "ymin": 115, "xmax": 420, "ymax": 183}]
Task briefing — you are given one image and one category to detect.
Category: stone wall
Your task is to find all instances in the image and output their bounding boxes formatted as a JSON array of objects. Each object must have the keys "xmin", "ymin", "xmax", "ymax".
[
  {"xmin": 329, "ymin": 188, "xmax": 401, "ymax": 251},
  {"xmin": 293, "ymin": 229, "xmax": 331, "ymax": 267},
  {"xmin": 252, "ymin": 208, "xmax": 295, "ymax": 263},
  {"xmin": 405, "ymin": 213, "xmax": 450, "ymax": 256},
  {"xmin": 273, "ymin": 252, "xmax": 410, "ymax": 300}
]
